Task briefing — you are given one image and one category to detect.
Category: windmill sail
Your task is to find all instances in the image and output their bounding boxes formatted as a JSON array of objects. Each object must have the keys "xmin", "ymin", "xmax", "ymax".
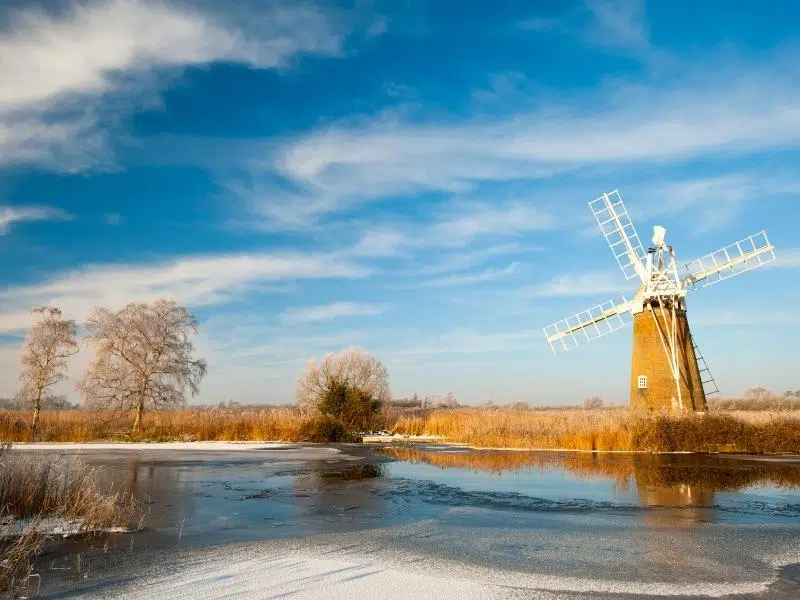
[
  {"xmin": 681, "ymin": 231, "xmax": 775, "ymax": 289},
  {"xmin": 589, "ymin": 190, "xmax": 647, "ymax": 282},
  {"xmin": 543, "ymin": 296, "xmax": 633, "ymax": 354}
]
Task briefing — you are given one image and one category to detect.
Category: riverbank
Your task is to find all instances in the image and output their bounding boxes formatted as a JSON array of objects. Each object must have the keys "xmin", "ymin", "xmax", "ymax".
[{"xmin": 3, "ymin": 408, "xmax": 800, "ymax": 454}]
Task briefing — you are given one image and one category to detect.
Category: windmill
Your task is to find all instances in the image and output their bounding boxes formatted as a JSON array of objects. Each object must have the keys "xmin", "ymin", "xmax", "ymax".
[{"xmin": 543, "ymin": 190, "xmax": 776, "ymax": 411}]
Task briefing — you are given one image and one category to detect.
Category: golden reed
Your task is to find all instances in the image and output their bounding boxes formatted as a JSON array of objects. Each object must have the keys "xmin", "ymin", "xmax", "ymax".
[
  {"xmin": 390, "ymin": 408, "xmax": 800, "ymax": 454},
  {"xmin": 2, "ymin": 407, "xmax": 799, "ymax": 453}
]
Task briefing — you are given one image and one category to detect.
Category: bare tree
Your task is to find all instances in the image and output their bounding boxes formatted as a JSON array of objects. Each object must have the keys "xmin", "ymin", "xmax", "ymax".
[
  {"xmin": 583, "ymin": 395, "xmax": 605, "ymax": 410},
  {"xmin": 743, "ymin": 386, "xmax": 774, "ymax": 401},
  {"xmin": 78, "ymin": 300, "xmax": 207, "ymax": 434},
  {"xmin": 297, "ymin": 347, "xmax": 390, "ymax": 430},
  {"xmin": 16, "ymin": 306, "xmax": 79, "ymax": 433},
  {"xmin": 16, "ymin": 306, "xmax": 78, "ymax": 434}
]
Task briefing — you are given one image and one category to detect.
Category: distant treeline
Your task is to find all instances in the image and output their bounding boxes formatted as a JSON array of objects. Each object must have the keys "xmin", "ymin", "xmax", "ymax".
[{"xmin": 0, "ymin": 396, "xmax": 79, "ymax": 411}]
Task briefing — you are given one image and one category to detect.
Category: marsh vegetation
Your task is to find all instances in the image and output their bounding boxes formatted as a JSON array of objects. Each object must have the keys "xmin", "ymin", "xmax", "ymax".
[{"xmin": 0, "ymin": 444, "xmax": 135, "ymax": 594}]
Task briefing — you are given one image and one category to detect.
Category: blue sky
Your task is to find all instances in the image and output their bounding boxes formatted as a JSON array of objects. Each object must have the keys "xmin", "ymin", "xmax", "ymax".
[{"xmin": 1, "ymin": 0, "xmax": 799, "ymax": 405}]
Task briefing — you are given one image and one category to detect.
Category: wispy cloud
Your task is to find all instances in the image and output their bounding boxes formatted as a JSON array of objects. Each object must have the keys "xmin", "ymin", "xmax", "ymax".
[
  {"xmin": 418, "ymin": 243, "xmax": 536, "ymax": 275},
  {"xmin": 385, "ymin": 328, "xmax": 544, "ymax": 364},
  {"xmin": 0, "ymin": 251, "xmax": 369, "ymax": 334},
  {"xmin": 280, "ymin": 302, "xmax": 388, "ymax": 324},
  {"xmin": 344, "ymin": 201, "xmax": 556, "ymax": 260},
  {"xmin": 767, "ymin": 248, "xmax": 800, "ymax": 269},
  {"xmin": 0, "ymin": 0, "xmax": 350, "ymax": 170},
  {"xmin": 0, "ymin": 205, "xmax": 69, "ymax": 234},
  {"xmin": 410, "ymin": 263, "xmax": 519, "ymax": 288},
  {"xmin": 524, "ymin": 271, "xmax": 627, "ymax": 298},
  {"xmin": 582, "ymin": 0, "xmax": 653, "ymax": 57},
  {"xmin": 238, "ymin": 57, "xmax": 800, "ymax": 230}
]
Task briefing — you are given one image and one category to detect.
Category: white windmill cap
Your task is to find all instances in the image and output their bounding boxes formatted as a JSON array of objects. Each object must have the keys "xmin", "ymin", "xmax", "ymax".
[{"xmin": 652, "ymin": 225, "xmax": 666, "ymax": 247}]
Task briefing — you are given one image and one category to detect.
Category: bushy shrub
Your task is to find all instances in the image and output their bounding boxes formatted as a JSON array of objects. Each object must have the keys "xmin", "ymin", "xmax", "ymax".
[
  {"xmin": 297, "ymin": 347, "xmax": 390, "ymax": 435},
  {"xmin": 298, "ymin": 415, "xmax": 352, "ymax": 443},
  {"xmin": 319, "ymin": 382, "xmax": 383, "ymax": 432}
]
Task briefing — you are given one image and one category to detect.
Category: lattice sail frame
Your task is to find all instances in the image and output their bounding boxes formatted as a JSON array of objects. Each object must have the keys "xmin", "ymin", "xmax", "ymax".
[
  {"xmin": 543, "ymin": 297, "xmax": 633, "ymax": 354},
  {"xmin": 589, "ymin": 190, "xmax": 647, "ymax": 282},
  {"xmin": 542, "ymin": 190, "xmax": 776, "ymax": 380},
  {"xmin": 681, "ymin": 230, "xmax": 775, "ymax": 289}
]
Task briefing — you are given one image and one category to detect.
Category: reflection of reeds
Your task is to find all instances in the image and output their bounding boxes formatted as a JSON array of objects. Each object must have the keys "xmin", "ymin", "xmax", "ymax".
[
  {"xmin": 316, "ymin": 464, "xmax": 384, "ymax": 481},
  {"xmin": 391, "ymin": 409, "xmax": 800, "ymax": 454},
  {"xmin": 0, "ymin": 444, "xmax": 134, "ymax": 593},
  {"xmin": 381, "ymin": 446, "xmax": 800, "ymax": 494}
]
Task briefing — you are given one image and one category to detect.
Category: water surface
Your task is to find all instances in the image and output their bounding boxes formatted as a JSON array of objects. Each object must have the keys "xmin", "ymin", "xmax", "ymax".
[{"xmin": 26, "ymin": 444, "xmax": 800, "ymax": 599}]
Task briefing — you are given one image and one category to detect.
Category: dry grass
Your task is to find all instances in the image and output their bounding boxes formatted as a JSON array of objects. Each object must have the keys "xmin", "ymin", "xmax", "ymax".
[
  {"xmin": 3, "ymin": 406, "xmax": 800, "ymax": 454},
  {"xmin": 390, "ymin": 408, "xmax": 800, "ymax": 454},
  {"xmin": 0, "ymin": 408, "xmax": 313, "ymax": 443},
  {"xmin": 0, "ymin": 443, "xmax": 134, "ymax": 594},
  {"xmin": 710, "ymin": 396, "xmax": 800, "ymax": 411}
]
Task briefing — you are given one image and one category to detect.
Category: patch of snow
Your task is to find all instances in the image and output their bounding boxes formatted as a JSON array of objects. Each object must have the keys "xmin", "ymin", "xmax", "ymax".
[
  {"xmin": 11, "ymin": 442, "xmax": 296, "ymax": 452},
  {"xmin": 76, "ymin": 544, "xmax": 772, "ymax": 600},
  {"xmin": 3, "ymin": 517, "xmax": 133, "ymax": 538}
]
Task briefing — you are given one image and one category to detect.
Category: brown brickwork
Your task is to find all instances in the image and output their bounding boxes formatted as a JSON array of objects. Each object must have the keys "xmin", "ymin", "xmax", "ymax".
[{"xmin": 629, "ymin": 307, "xmax": 707, "ymax": 412}]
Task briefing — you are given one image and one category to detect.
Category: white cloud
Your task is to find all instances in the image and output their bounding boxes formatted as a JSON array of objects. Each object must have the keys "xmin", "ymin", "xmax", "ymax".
[
  {"xmin": 0, "ymin": 251, "xmax": 369, "ymax": 334},
  {"xmin": 633, "ymin": 174, "xmax": 791, "ymax": 233},
  {"xmin": 239, "ymin": 59, "xmax": 800, "ymax": 230},
  {"xmin": 418, "ymin": 243, "xmax": 535, "ymax": 275},
  {"xmin": 340, "ymin": 201, "xmax": 556, "ymax": 264},
  {"xmin": 767, "ymin": 248, "xmax": 800, "ymax": 269},
  {"xmin": 582, "ymin": 0, "xmax": 652, "ymax": 56},
  {"xmin": 348, "ymin": 228, "xmax": 410, "ymax": 258},
  {"xmin": 0, "ymin": 0, "xmax": 349, "ymax": 169},
  {"xmin": 427, "ymin": 201, "xmax": 555, "ymax": 245},
  {"xmin": 524, "ymin": 271, "xmax": 627, "ymax": 298},
  {"xmin": 410, "ymin": 263, "xmax": 519, "ymax": 288},
  {"xmin": 0, "ymin": 205, "xmax": 69, "ymax": 234},
  {"xmin": 280, "ymin": 302, "xmax": 388, "ymax": 324},
  {"xmin": 385, "ymin": 328, "xmax": 544, "ymax": 363}
]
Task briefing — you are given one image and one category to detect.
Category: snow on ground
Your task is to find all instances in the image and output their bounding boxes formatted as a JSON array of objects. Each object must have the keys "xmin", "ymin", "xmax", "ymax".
[
  {"xmin": 9, "ymin": 441, "xmax": 362, "ymax": 463},
  {"xmin": 10, "ymin": 442, "xmax": 296, "ymax": 452},
  {"xmin": 77, "ymin": 547, "xmax": 563, "ymax": 600},
  {"xmin": 73, "ymin": 541, "xmax": 773, "ymax": 600},
  {"xmin": 3, "ymin": 517, "xmax": 131, "ymax": 538}
]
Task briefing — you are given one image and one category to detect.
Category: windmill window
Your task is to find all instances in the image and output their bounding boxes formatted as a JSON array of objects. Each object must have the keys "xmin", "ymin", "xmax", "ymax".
[{"xmin": 637, "ymin": 375, "xmax": 648, "ymax": 389}]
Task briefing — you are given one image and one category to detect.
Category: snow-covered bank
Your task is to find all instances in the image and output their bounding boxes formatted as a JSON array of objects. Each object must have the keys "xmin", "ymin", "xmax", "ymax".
[
  {"xmin": 9, "ymin": 441, "xmax": 368, "ymax": 463},
  {"xmin": 73, "ymin": 542, "xmax": 773, "ymax": 600},
  {"xmin": 10, "ymin": 441, "xmax": 294, "ymax": 451},
  {"xmin": 2, "ymin": 517, "xmax": 131, "ymax": 538}
]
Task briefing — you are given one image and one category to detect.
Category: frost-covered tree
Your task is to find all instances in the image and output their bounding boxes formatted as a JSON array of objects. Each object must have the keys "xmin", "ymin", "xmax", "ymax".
[
  {"xmin": 16, "ymin": 306, "xmax": 78, "ymax": 433},
  {"xmin": 78, "ymin": 300, "xmax": 207, "ymax": 434}
]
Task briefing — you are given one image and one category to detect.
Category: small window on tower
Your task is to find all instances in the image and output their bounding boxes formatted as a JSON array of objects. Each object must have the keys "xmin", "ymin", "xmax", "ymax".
[{"xmin": 637, "ymin": 375, "xmax": 648, "ymax": 389}]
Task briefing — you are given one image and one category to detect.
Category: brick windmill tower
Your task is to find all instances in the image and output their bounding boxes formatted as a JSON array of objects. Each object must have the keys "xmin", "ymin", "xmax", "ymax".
[{"xmin": 543, "ymin": 190, "xmax": 776, "ymax": 411}]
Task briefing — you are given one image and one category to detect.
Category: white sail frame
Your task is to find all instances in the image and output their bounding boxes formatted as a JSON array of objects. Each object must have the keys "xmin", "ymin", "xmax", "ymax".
[
  {"xmin": 681, "ymin": 230, "xmax": 775, "ymax": 289},
  {"xmin": 543, "ymin": 297, "xmax": 633, "ymax": 354},
  {"xmin": 589, "ymin": 190, "xmax": 647, "ymax": 282}
]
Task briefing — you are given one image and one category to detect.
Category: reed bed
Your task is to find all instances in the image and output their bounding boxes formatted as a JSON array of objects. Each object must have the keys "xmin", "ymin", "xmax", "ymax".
[
  {"xmin": 2, "ymin": 407, "xmax": 800, "ymax": 453},
  {"xmin": 0, "ymin": 408, "xmax": 312, "ymax": 442},
  {"xmin": 390, "ymin": 409, "xmax": 800, "ymax": 454},
  {"xmin": 0, "ymin": 444, "xmax": 134, "ymax": 593}
]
